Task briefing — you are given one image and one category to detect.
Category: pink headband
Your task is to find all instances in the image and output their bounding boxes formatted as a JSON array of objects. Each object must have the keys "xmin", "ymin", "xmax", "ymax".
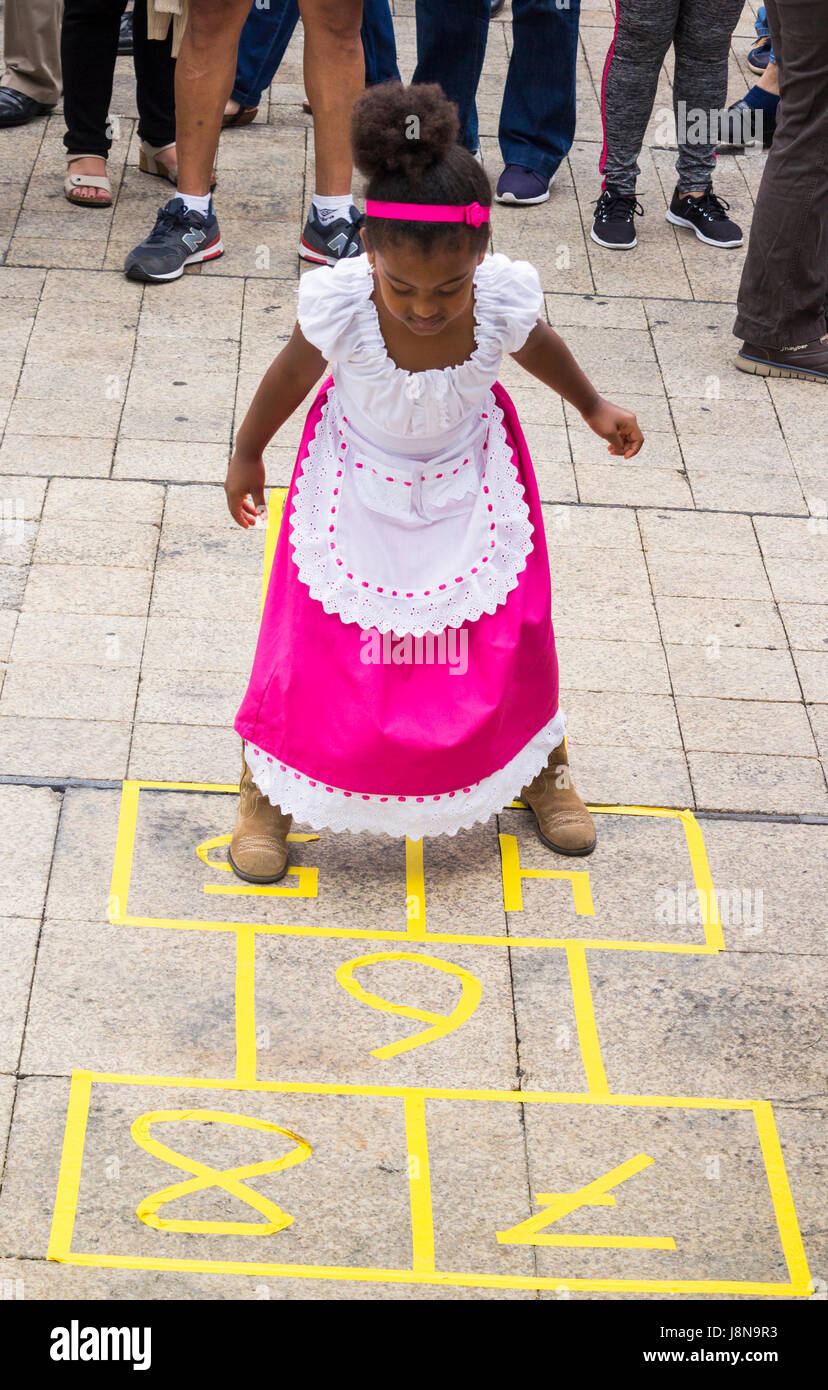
[{"xmin": 365, "ymin": 199, "xmax": 490, "ymax": 229}]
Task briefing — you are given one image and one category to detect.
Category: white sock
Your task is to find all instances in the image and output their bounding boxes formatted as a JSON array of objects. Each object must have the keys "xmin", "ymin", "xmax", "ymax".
[
  {"xmin": 312, "ymin": 193, "xmax": 353, "ymax": 227},
  {"xmin": 178, "ymin": 192, "xmax": 212, "ymax": 216}
]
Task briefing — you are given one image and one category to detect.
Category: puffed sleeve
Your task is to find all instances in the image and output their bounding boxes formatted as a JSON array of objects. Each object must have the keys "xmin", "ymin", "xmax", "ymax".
[
  {"xmin": 474, "ymin": 252, "xmax": 545, "ymax": 356},
  {"xmin": 296, "ymin": 255, "xmax": 375, "ymax": 362}
]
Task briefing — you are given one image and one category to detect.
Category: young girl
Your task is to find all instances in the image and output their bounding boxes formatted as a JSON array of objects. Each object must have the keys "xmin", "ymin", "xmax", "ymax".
[{"xmin": 225, "ymin": 82, "xmax": 643, "ymax": 884}]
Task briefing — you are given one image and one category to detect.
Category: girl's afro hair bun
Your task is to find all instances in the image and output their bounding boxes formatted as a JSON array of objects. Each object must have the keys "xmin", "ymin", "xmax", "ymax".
[{"xmin": 351, "ymin": 82, "xmax": 460, "ymax": 183}]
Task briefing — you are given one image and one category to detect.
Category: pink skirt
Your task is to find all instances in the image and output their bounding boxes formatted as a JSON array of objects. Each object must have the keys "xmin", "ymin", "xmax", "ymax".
[{"xmin": 235, "ymin": 380, "xmax": 563, "ymax": 838}]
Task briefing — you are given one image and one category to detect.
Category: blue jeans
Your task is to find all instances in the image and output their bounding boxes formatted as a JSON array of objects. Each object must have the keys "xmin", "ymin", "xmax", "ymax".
[
  {"xmin": 412, "ymin": 0, "xmax": 490, "ymax": 153},
  {"xmin": 231, "ymin": 0, "xmax": 399, "ymax": 108},
  {"xmin": 499, "ymin": 0, "xmax": 581, "ymax": 179},
  {"xmin": 755, "ymin": 5, "xmax": 776, "ymax": 61}
]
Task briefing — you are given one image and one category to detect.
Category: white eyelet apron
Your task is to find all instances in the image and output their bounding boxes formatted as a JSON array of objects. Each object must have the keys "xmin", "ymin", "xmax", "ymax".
[{"xmin": 289, "ymin": 252, "xmax": 544, "ymax": 637}]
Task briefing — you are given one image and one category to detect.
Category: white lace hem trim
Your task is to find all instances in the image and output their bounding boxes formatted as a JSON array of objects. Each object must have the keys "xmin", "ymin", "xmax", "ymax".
[
  {"xmin": 289, "ymin": 387, "xmax": 534, "ymax": 637},
  {"xmin": 244, "ymin": 710, "xmax": 566, "ymax": 839}
]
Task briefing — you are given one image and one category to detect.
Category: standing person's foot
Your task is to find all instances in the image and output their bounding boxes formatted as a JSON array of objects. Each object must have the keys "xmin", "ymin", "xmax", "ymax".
[
  {"xmin": 590, "ymin": 186, "xmax": 643, "ymax": 249},
  {"xmin": 64, "ymin": 156, "xmax": 111, "ymax": 207},
  {"xmin": 118, "ymin": 10, "xmax": 134, "ymax": 56},
  {"xmin": 665, "ymin": 185, "xmax": 743, "ymax": 247},
  {"xmin": 0, "ymin": 87, "xmax": 54, "ymax": 127},
  {"xmin": 495, "ymin": 165, "xmax": 553, "ymax": 206},
  {"xmin": 716, "ymin": 94, "xmax": 778, "ymax": 151},
  {"xmin": 736, "ymin": 338, "xmax": 828, "ymax": 383},
  {"xmin": 228, "ymin": 745, "xmax": 293, "ymax": 884},
  {"xmin": 222, "ymin": 98, "xmax": 259, "ymax": 128},
  {"xmin": 747, "ymin": 35, "xmax": 772, "ymax": 74},
  {"xmin": 124, "ymin": 197, "xmax": 223, "ymax": 282},
  {"xmin": 520, "ymin": 740, "xmax": 596, "ymax": 856},
  {"xmin": 299, "ymin": 204, "xmax": 363, "ymax": 265}
]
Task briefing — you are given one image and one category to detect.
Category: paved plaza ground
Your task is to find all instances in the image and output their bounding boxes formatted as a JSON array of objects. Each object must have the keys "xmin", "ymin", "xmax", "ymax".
[{"xmin": 0, "ymin": 1, "xmax": 825, "ymax": 1300}]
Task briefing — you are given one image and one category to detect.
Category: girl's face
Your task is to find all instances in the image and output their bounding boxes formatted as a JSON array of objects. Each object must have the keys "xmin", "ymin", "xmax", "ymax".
[{"xmin": 366, "ymin": 236, "xmax": 485, "ymax": 337}]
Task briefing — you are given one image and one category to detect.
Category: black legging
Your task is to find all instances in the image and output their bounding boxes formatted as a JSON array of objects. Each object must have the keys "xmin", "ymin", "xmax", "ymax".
[{"xmin": 62, "ymin": 0, "xmax": 175, "ymax": 159}]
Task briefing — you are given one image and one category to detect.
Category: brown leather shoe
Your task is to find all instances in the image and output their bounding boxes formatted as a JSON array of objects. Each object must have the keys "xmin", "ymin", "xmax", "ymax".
[
  {"xmin": 736, "ymin": 338, "xmax": 828, "ymax": 383},
  {"xmin": 520, "ymin": 740, "xmax": 596, "ymax": 856},
  {"xmin": 228, "ymin": 744, "xmax": 292, "ymax": 884}
]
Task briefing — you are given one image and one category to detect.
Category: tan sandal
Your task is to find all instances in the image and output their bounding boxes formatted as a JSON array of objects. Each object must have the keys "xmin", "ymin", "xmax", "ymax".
[
  {"xmin": 139, "ymin": 140, "xmax": 178, "ymax": 184},
  {"xmin": 64, "ymin": 155, "xmax": 111, "ymax": 207},
  {"xmin": 138, "ymin": 139, "xmax": 217, "ymax": 191}
]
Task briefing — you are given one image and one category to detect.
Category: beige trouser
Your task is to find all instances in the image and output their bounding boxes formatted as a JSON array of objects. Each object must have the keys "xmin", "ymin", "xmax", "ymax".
[{"xmin": 2, "ymin": 0, "xmax": 64, "ymax": 105}]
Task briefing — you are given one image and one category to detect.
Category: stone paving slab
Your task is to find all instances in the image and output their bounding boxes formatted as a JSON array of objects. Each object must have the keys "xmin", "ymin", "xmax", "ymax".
[{"xmin": 0, "ymin": 1, "xmax": 825, "ymax": 1302}]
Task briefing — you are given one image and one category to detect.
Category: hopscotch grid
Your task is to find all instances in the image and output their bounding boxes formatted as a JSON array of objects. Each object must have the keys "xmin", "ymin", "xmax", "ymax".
[{"xmin": 46, "ymin": 480, "xmax": 813, "ymax": 1298}]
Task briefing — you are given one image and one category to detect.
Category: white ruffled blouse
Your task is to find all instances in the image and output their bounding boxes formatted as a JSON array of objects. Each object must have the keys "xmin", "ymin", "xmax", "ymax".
[{"xmin": 292, "ymin": 251, "xmax": 544, "ymax": 637}]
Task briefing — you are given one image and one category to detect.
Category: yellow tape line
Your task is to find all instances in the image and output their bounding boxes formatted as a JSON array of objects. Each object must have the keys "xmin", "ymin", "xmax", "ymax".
[
  {"xmin": 335, "ymin": 951, "xmax": 482, "ymax": 1058},
  {"xmin": 403, "ymin": 1095, "xmax": 435, "ymax": 1272},
  {"xmin": 499, "ymin": 833, "xmax": 594, "ymax": 915},
  {"xmin": 132, "ymin": 1109, "xmax": 311, "ymax": 1236},
  {"xmin": 753, "ymin": 1100, "xmax": 813, "ymax": 1294},
  {"xmin": 47, "ymin": 1069, "xmax": 92, "ymax": 1262},
  {"xmin": 497, "ymin": 1153, "xmax": 674, "ymax": 1249},
  {"xmin": 49, "ymin": 1252, "xmax": 811, "ymax": 1296},
  {"xmin": 405, "ymin": 837, "xmax": 426, "ymax": 939},
  {"xmin": 235, "ymin": 926, "xmax": 257, "ymax": 1084},
  {"xmin": 566, "ymin": 944, "xmax": 609, "ymax": 1094},
  {"xmin": 260, "ymin": 486, "xmax": 287, "ymax": 618}
]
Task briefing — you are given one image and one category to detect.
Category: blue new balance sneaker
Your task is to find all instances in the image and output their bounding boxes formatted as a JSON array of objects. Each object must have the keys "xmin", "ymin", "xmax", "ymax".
[
  {"xmin": 299, "ymin": 205, "xmax": 363, "ymax": 266},
  {"xmin": 124, "ymin": 197, "xmax": 223, "ymax": 282}
]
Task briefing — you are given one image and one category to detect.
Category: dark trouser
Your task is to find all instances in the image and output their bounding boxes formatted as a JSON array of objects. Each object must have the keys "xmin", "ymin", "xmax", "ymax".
[
  {"xmin": 231, "ymin": 0, "xmax": 399, "ymax": 109},
  {"xmin": 62, "ymin": 0, "xmax": 175, "ymax": 158},
  {"xmin": 413, "ymin": 0, "xmax": 490, "ymax": 153},
  {"xmin": 600, "ymin": 0, "xmax": 743, "ymax": 194},
  {"xmin": 734, "ymin": 0, "xmax": 828, "ymax": 348},
  {"xmin": 498, "ymin": 0, "xmax": 581, "ymax": 181}
]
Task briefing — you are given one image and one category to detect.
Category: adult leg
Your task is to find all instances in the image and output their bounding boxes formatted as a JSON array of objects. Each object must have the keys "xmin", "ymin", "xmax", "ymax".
[
  {"xmin": 62, "ymin": 0, "xmax": 121, "ymax": 200},
  {"xmin": 132, "ymin": 0, "xmax": 176, "ymax": 150},
  {"xmin": 174, "ymin": 0, "xmax": 253, "ymax": 196},
  {"xmin": 124, "ymin": 0, "xmax": 249, "ymax": 280},
  {"xmin": 230, "ymin": 0, "xmax": 300, "ymax": 111},
  {"xmin": 361, "ymin": 0, "xmax": 400, "ymax": 87},
  {"xmin": 599, "ymin": 0, "xmax": 679, "ymax": 194},
  {"xmin": 498, "ymin": 0, "xmax": 581, "ymax": 184},
  {"xmin": 1, "ymin": 0, "xmax": 63, "ymax": 109},
  {"xmin": 735, "ymin": 0, "xmax": 828, "ymax": 364},
  {"xmin": 671, "ymin": 0, "xmax": 743, "ymax": 193},
  {"xmin": 297, "ymin": 0, "xmax": 364, "ymax": 196},
  {"xmin": 413, "ymin": 0, "xmax": 489, "ymax": 154}
]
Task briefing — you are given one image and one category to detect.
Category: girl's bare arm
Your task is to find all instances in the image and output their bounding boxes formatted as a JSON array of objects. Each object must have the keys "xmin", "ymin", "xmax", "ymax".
[
  {"xmin": 225, "ymin": 323, "xmax": 328, "ymax": 527},
  {"xmin": 513, "ymin": 321, "xmax": 644, "ymax": 459}
]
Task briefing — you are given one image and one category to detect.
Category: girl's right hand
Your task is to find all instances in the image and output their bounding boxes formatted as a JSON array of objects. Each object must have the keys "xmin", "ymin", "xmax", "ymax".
[{"xmin": 225, "ymin": 448, "xmax": 267, "ymax": 529}]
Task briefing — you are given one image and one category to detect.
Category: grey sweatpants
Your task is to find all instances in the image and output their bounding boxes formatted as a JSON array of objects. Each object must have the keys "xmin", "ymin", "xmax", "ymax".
[{"xmin": 600, "ymin": 0, "xmax": 744, "ymax": 194}]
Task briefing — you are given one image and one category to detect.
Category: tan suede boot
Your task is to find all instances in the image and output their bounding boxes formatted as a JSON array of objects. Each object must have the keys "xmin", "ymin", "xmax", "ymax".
[
  {"xmin": 520, "ymin": 740, "xmax": 596, "ymax": 856},
  {"xmin": 228, "ymin": 745, "xmax": 293, "ymax": 884}
]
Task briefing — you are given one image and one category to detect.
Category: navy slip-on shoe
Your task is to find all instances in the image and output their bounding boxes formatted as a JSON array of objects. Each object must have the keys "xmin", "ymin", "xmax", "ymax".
[{"xmin": 495, "ymin": 164, "xmax": 553, "ymax": 205}]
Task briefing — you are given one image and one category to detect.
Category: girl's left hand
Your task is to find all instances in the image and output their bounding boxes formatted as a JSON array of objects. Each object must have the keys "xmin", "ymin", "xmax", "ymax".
[{"xmin": 582, "ymin": 398, "xmax": 644, "ymax": 458}]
